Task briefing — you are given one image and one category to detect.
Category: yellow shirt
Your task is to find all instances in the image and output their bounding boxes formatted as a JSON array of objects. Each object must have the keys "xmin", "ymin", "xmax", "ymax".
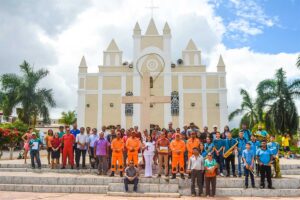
[{"xmin": 282, "ymin": 137, "xmax": 289, "ymax": 147}]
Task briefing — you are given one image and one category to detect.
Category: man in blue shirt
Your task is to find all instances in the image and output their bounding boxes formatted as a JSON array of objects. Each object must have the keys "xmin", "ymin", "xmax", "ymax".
[
  {"xmin": 240, "ymin": 124, "xmax": 251, "ymax": 142},
  {"xmin": 256, "ymin": 140, "xmax": 274, "ymax": 189},
  {"xmin": 242, "ymin": 142, "xmax": 255, "ymax": 189},
  {"xmin": 213, "ymin": 132, "xmax": 224, "ymax": 176},
  {"xmin": 256, "ymin": 125, "xmax": 268, "ymax": 137},
  {"xmin": 249, "ymin": 135, "xmax": 261, "ymax": 176},
  {"xmin": 223, "ymin": 132, "xmax": 237, "ymax": 177},
  {"xmin": 237, "ymin": 132, "xmax": 247, "ymax": 177},
  {"xmin": 267, "ymin": 135, "xmax": 281, "ymax": 178}
]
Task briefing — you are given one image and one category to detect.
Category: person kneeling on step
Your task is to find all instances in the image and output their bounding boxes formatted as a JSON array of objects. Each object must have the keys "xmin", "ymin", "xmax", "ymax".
[{"xmin": 124, "ymin": 160, "xmax": 139, "ymax": 192}]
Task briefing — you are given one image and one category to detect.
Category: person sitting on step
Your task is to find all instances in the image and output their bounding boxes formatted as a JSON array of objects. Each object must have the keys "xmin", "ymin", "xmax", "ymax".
[{"xmin": 124, "ymin": 160, "xmax": 139, "ymax": 192}]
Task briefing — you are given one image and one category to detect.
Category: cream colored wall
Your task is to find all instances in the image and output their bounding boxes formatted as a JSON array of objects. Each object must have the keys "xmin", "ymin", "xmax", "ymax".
[
  {"xmin": 102, "ymin": 94, "xmax": 121, "ymax": 126},
  {"xmin": 103, "ymin": 76, "xmax": 121, "ymax": 90},
  {"xmin": 149, "ymin": 75, "xmax": 164, "ymax": 127},
  {"xmin": 183, "ymin": 93, "xmax": 202, "ymax": 127},
  {"xmin": 99, "ymin": 67, "xmax": 132, "ymax": 72},
  {"xmin": 79, "ymin": 78, "xmax": 85, "ymax": 89},
  {"xmin": 183, "ymin": 76, "xmax": 201, "ymax": 89},
  {"xmin": 84, "ymin": 94, "xmax": 98, "ymax": 128},
  {"xmin": 126, "ymin": 75, "xmax": 133, "ymax": 92},
  {"xmin": 126, "ymin": 116, "xmax": 133, "ymax": 129},
  {"xmin": 206, "ymin": 93, "xmax": 220, "ymax": 129},
  {"xmin": 171, "ymin": 66, "xmax": 206, "ymax": 72},
  {"xmin": 172, "ymin": 116, "xmax": 179, "ymax": 129},
  {"xmin": 206, "ymin": 75, "xmax": 219, "ymax": 89},
  {"xmin": 141, "ymin": 36, "xmax": 163, "ymax": 50},
  {"xmin": 85, "ymin": 76, "xmax": 98, "ymax": 90},
  {"xmin": 220, "ymin": 77, "xmax": 226, "ymax": 88},
  {"xmin": 172, "ymin": 75, "xmax": 178, "ymax": 91}
]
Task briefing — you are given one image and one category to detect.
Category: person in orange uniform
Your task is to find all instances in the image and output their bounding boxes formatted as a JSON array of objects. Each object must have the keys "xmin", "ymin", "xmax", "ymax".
[
  {"xmin": 186, "ymin": 131, "xmax": 200, "ymax": 178},
  {"xmin": 110, "ymin": 131, "xmax": 125, "ymax": 177},
  {"xmin": 61, "ymin": 127, "xmax": 75, "ymax": 169},
  {"xmin": 170, "ymin": 133, "xmax": 186, "ymax": 179},
  {"xmin": 126, "ymin": 131, "xmax": 141, "ymax": 167}
]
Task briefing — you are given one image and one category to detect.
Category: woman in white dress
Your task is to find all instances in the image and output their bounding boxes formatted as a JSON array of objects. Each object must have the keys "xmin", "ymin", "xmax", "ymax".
[{"xmin": 143, "ymin": 135, "xmax": 155, "ymax": 177}]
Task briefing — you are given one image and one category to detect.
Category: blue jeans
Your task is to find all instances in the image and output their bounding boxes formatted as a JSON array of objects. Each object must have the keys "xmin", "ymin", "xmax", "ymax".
[
  {"xmin": 238, "ymin": 155, "xmax": 244, "ymax": 176},
  {"xmin": 30, "ymin": 150, "xmax": 41, "ymax": 168},
  {"xmin": 124, "ymin": 177, "xmax": 138, "ymax": 192}
]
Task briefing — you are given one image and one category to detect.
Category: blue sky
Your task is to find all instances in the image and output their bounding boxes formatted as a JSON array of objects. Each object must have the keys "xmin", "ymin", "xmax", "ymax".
[{"xmin": 216, "ymin": 0, "xmax": 300, "ymax": 53}]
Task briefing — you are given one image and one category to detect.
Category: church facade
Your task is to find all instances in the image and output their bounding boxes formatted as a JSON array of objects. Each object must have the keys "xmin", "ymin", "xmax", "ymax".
[{"xmin": 77, "ymin": 19, "xmax": 228, "ymax": 131}]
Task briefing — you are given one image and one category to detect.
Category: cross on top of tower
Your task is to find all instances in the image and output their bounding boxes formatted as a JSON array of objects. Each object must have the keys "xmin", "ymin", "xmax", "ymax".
[{"xmin": 146, "ymin": 0, "xmax": 159, "ymax": 18}]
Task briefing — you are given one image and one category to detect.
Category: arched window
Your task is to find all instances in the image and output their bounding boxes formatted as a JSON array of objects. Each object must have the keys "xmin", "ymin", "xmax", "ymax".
[
  {"xmin": 150, "ymin": 76, "xmax": 154, "ymax": 88},
  {"xmin": 125, "ymin": 91, "xmax": 133, "ymax": 116},
  {"xmin": 171, "ymin": 91, "xmax": 179, "ymax": 116}
]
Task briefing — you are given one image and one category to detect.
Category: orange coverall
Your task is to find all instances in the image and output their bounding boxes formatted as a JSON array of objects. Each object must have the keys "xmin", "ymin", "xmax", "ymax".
[
  {"xmin": 170, "ymin": 139, "xmax": 186, "ymax": 173},
  {"xmin": 186, "ymin": 138, "xmax": 200, "ymax": 159},
  {"xmin": 125, "ymin": 137, "xmax": 140, "ymax": 166},
  {"xmin": 62, "ymin": 133, "xmax": 75, "ymax": 167},
  {"xmin": 111, "ymin": 138, "xmax": 124, "ymax": 171}
]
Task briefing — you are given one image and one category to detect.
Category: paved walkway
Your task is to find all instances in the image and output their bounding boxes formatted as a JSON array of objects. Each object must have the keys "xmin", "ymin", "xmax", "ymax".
[{"xmin": 0, "ymin": 192, "xmax": 299, "ymax": 200}]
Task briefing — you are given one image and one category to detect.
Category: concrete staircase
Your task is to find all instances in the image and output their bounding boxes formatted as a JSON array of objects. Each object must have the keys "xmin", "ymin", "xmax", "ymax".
[{"xmin": 0, "ymin": 163, "xmax": 299, "ymax": 197}]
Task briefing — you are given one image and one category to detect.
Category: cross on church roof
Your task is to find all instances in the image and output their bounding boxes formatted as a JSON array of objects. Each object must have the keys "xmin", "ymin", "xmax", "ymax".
[{"xmin": 146, "ymin": 0, "xmax": 159, "ymax": 18}]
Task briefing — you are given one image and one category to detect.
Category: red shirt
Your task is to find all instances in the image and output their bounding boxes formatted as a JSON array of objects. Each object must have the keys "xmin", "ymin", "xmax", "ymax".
[{"xmin": 62, "ymin": 134, "xmax": 75, "ymax": 146}]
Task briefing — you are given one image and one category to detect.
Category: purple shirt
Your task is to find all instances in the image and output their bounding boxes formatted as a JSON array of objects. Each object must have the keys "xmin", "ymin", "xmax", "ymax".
[{"xmin": 94, "ymin": 138, "xmax": 110, "ymax": 156}]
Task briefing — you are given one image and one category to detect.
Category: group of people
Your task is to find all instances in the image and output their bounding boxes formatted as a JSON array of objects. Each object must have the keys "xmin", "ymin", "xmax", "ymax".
[{"xmin": 21, "ymin": 122, "xmax": 284, "ymax": 197}]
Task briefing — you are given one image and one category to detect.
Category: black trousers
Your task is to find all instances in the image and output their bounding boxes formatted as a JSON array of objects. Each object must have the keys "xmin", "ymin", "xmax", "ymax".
[
  {"xmin": 205, "ymin": 176, "xmax": 216, "ymax": 196},
  {"xmin": 244, "ymin": 166, "xmax": 255, "ymax": 187},
  {"xmin": 225, "ymin": 154, "xmax": 235, "ymax": 175},
  {"xmin": 124, "ymin": 177, "xmax": 138, "ymax": 192},
  {"xmin": 260, "ymin": 165, "xmax": 272, "ymax": 188},
  {"xmin": 89, "ymin": 147, "xmax": 95, "ymax": 168},
  {"xmin": 191, "ymin": 169, "xmax": 204, "ymax": 195},
  {"xmin": 75, "ymin": 149, "xmax": 87, "ymax": 167}
]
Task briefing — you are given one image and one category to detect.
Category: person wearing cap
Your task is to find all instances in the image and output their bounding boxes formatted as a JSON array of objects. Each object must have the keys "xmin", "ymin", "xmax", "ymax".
[
  {"xmin": 29, "ymin": 132, "xmax": 43, "ymax": 169},
  {"xmin": 242, "ymin": 142, "xmax": 255, "ymax": 189},
  {"xmin": 156, "ymin": 130, "xmax": 170, "ymax": 178},
  {"xmin": 170, "ymin": 133, "xmax": 186, "ymax": 179},
  {"xmin": 186, "ymin": 132, "xmax": 200, "ymax": 178},
  {"xmin": 110, "ymin": 131, "xmax": 125, "ymax": 177},
  {"xmin": 61, "ymin": 127, "xmax": 75, "ymax": 169},
  {"xmin": 126, "ymin": 131, "xmax": 141, "ymax": 167}
]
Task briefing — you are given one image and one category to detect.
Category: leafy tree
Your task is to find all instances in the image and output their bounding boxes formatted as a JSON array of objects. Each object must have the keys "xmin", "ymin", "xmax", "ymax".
[
  {"xmin": 297, "ymin": 55, "xmax": 300, "ymax": 69},
  {"xmin": 228, "ymin": 89, "xmax": 259, "ymax": 129},
  {"xmin": 0, "ymin": 61, "xmax": 56, "ymax": 126},
  {"xmin": 256, "ymin": 68, "xmax": 300, "ymax": 135},
  {"xmin": 59, "ymin": 110, "xmax": 76, "ymax": 125}
]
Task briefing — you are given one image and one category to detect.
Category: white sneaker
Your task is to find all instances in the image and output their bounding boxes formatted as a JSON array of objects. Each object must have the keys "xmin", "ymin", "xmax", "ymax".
[{"xmin": 220, "ymin": 173, "xmax": 224, "ymax": 177}]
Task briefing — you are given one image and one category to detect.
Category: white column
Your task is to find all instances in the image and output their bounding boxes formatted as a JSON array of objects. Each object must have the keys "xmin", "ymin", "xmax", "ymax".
[
  {"xmin": 178, "ymin": 74, "xmax": 184, "ymax": 128},
  {"xmin": 121, "ymin": 75, "xmax": 126, "ymax": 129},
  {"xmin": 201, "ymin": 75, "xmax": 207, "ymax": 127},
  {"xmin": 219, "ymin": 74, "xmax": 228, "ymax": 129},
  {"xmin": 97, "ymin": 75, "xmax": 103, "ymax": 131},
  {"xmin": 77, "ymin": 74, "xmax": 86, "ymax": 128},
  {"xmin": 164, "ymin": 73, "xmax": 172, "ymax": 128},
  {"xmin": 133, "ymin": 73, "xmax": 141, "ymax": 128}
]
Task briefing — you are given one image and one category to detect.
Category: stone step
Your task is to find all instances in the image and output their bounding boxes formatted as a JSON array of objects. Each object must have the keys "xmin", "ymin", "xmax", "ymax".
[
  {"xmin": 108, "ymin": 182, "xmax": 179, "ymax": 193},
  {"xmin": 0, "ymin": 172, "xmax": 299, "ymax": 189},
  {"xmin": 0, "ymin": 184, "xmax": 108, "ymax": 193},
  {"xmin": 0, "ymin": 167, "xmax": 299, "ymax": 175},
  {"xmin": 107, "ymin": 191, "xmax": 180, "ymax": 198},
  {"xmin": 180, "ymin": 188, "xmax": 300, "ymax": 197},
  {"xmin": 178, "ymin": 177, "xmax": 300, "ymax": 189}
]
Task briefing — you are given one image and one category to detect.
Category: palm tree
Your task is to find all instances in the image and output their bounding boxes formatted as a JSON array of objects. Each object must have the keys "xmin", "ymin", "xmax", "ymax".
[
  {"xmin": 228, "ymin": 89, "xmax": 259, "ymax": 129},
  {"xmin": 59, "ymin": 111, "xmax": 76, "ymax": 125},
  {"xmin": 0, "ymin": 61, "xmax": 56, "ymax": 125},
  {"xmin": 297, "ymin": 55, "xmax": 300, "ymax": 69},
  {"xmin": 256, "ymin": 68, "xmax": 300, "ymax": 134}
]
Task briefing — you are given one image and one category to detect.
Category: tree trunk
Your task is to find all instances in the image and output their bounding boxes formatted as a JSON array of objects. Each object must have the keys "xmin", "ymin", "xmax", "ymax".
[{"xmin": 8, "ymin": 147, "xmax": 14, "ymax": 160}]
